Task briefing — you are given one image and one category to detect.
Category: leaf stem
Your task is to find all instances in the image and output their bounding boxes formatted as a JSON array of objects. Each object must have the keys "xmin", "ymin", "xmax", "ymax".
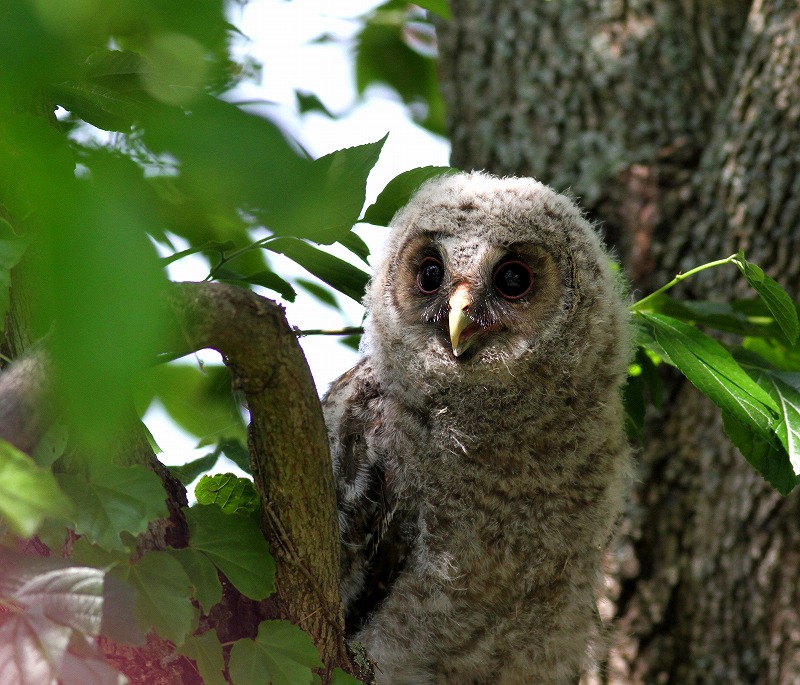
[{"xmin": 630, "ymin": 255, "xmax": 739, "ymax": 313}]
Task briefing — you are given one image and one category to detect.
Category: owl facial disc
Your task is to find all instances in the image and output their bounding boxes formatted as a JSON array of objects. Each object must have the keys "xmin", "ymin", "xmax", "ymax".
[{"xmin": 449, "ymin": 284, "xmax": 479, "ymax": 357}]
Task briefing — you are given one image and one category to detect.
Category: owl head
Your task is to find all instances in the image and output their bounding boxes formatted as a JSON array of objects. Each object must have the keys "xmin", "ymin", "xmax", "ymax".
[{"xmin": 363, "ymin": 172, "xmax": 629, "ymax": 391}]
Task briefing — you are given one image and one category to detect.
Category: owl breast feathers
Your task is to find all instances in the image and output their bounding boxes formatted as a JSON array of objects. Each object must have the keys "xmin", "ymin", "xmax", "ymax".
[{"xmin": 322, "ymin": 172, "xmax": 632, "ymax": 684}]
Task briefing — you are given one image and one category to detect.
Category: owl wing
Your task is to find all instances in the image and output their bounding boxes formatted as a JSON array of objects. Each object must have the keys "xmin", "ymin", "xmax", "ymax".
[{"xmin": 322, "ymin": 358, "xmax": 412, "ymax": 635}]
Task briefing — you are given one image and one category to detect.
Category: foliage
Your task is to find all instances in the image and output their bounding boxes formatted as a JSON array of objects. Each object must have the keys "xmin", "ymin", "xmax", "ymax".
[{"xmin": 0, "ymin": 0, "xmax": 799, "ymax": 684}]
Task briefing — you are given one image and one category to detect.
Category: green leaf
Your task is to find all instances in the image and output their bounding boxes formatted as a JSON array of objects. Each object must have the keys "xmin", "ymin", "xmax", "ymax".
[
  {"xmin": 167, "ymin": 548, "xmax": 223, "ymax": 614},
  {"xmin": 737, "ymin": 351, "xmax": 800, "ymax": 476},
  {"xmin": 229, "ymin": 620, "xmax": 323, "ymax": 685},
  {"xmin": 296, "ymin": 278, "xmax": 342, "ymax": 311},
  {"xmin": 338, "ymin": 231, "xmax": 371, "ymax": 264},
  {"xmin": 355, "ymin": 19, "xmax": 446, "ymax": 134},
  {"xmin": 362, "ymin": 166, "xmax": 456, "ymax": 226},
  {"xmin": 267, "ymin": 238, "xmax": 369, "ymax": 303},
  {"xmin": 135, "ymin": 362, "xmax": 246, "ymax": 444},
  {"xmin": 0, "ymin": 440, "xmax": 72, "ymax": 538},
  {"xmin": 295, "ymin": 91, "xmax": 334, "ymax": 118},
  {"xmin": 176, "ymin": 630, "xmax": 228, "ymax": 685},
  {"xmin": 251, "ymin": 138, "xmax": 387, "ymax": 244},
  {"xmin": 56, "ymin": 463, "xmax": 168, "ymax": 551},
  {"xmin": 225, "ymin": 269, "xmax": 297, "ymax": 302},
  {"xmin": 159, "ymin": 240, "xmax": 236, "ymax": 267},
  {"xmin": 195, "ymin": 473, "xmax": 259, "ymax": 516},
  {"xmin": 722, "ymin": 413, "xmax": 800, "ymax": 496},
  {"xmin": 638, "ymin": 313, "xmax": 779, "ymax": 439},
  {"xmin": 168, "ymin": 452, "xmax": 221, "ymax": 486},
  {"xmin": 622, "ymin": 374, "xmax": 645, "ymax": 440},
  {"xmin": 0, "ymin": 217, "xmax": 28, "ymax": 334},
  {"xmin": 640, "ymin": 295, "xmax": 783, "ymax": 340},
  {"xmin": 31, "ymin": 423, "xmax": 69, "ymax": 468},
  {"xmin": 734, "ymin": 253, "xmax": 800, "ymax": 344},
  {"xmin": 414, "ymin": 0, "xmax": 452, "ymax": 18},
  {"xmin": 186, "ymin": 505, "xmax": 275, "ymax": 600},
  {"xmin": 218, "ymin": 437, "xmax": 252, "ymax": 474},
  {"xmin": 123, "ymin": 550, "xmax": 194, "ymax": 645}
]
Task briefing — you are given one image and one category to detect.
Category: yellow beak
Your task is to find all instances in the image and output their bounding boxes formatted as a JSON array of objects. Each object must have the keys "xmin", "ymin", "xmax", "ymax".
[{"xmin": 448, "ymin": 284, "xmax": 475, "ymax": 357}]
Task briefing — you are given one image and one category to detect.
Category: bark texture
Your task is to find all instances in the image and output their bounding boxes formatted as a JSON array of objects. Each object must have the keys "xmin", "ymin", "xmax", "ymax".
[{"xmin": 438, "ymin": 0, "xmax": 800, "ymax": 682}]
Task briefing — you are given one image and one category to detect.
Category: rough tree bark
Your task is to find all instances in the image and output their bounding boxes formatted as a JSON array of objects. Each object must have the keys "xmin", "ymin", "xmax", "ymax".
[{"xmin": 438, "ymin": 0, "xmax": 800, "ymax": 683}]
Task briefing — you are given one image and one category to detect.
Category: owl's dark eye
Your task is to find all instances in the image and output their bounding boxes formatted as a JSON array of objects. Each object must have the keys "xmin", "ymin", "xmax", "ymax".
[
  {"xmin": 493, "ymin": 260, "xmax": 533, "ymax": 300},
  {"xmin": 417, "ymin": 257, "xmax": 444, "ymax": 294}
]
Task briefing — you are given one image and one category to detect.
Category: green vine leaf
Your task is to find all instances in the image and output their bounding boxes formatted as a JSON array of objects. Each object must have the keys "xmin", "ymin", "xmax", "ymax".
[
  {"xmin": 167, "ymin": 547, "xmax": 223, "ymax": 614},
  {"xmin": 229, "ymin": 620, "xmax": 323, "ymax": 685},
  {"xmin": 0, "ymin": 439, "xmax": 73, "ymax": 538},
  {"xmin": 56, "ymin": 463, "xmax": 168, "ymax": 551},
  {"xmin": 176, "ymin": 629, "xmax": 228, "ymax": 685},
  {"xmin": 122, "ymin": 550, "xmax": 194, "ymax": 646},
  {"xmin": 185, "ymin": 504, "xmax": 275, "ymax": 600}
]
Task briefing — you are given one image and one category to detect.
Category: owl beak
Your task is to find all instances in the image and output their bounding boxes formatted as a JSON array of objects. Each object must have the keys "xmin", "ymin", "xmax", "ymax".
[{"xmin": 448, "ymin": 284, "xmax": 478, "ymax": 357}]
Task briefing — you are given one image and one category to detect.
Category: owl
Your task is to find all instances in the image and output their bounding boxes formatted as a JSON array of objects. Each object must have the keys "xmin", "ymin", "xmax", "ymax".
[{"xmin": 322, "ymin": 172, "xmax": 631, "ymax": 684}]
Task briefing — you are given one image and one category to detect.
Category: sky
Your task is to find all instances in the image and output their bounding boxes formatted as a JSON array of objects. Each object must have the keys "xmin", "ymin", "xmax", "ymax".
[{"xmin": 144, "ymin": 0, "xmax": 451, "ymax": 472}]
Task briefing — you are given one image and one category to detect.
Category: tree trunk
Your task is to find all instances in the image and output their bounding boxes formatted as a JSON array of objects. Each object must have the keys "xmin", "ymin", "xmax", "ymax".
[{"xmin": 438, "ymin": 0, "xmax": 800, "ymax": 682}]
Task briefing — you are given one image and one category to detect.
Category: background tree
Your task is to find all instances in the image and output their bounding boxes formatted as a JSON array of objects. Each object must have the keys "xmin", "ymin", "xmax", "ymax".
[{"xmin": 437, "ymin": 0, "xmax": 800, "ymax": 682}]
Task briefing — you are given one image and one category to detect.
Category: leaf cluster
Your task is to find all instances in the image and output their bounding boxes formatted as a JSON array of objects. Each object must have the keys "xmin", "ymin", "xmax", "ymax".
[{"xmin": 627, "ymin": 253, "xmax": 800, "ymax": 494}]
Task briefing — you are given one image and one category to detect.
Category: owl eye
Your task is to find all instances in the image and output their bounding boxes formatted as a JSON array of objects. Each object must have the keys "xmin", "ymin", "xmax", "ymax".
[
  {"xmin": 493, "ymin": 260, "xmax": 533, "ymax": 300},
  {"xmin": 417, "ymin": 257, "xmax": 444, "ymax": 294}
]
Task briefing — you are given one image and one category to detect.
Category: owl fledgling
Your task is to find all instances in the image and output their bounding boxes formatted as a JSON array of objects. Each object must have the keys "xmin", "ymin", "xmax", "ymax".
[{"xmin": 322, "ymin": 172, "xmax": 631, "ymax": 684}]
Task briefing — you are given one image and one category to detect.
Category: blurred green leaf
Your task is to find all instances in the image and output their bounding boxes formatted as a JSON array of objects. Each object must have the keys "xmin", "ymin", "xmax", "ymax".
[
  {"xmin": 638, "ymin": 313, "xmax": 778, "ymax": 440},
  {"xmin": 186, "ymin": 504, "xmax": 275, "ymax": 601},
  {"xmin": 734, "ymin": 252, "xmax": 800, "ymax": 345},
  {"xmin": 295, "ymin": 90, "xmax": 334, "ymax": 117},
  {"xmin": 168, "ymin": 548, "xmax": 223, "ymax": 614},
  {"xmin": 0, "ymin": 440, "xmax": 72, "ymax": 538},
  {"xmin": 135, "ymin": 362, "xmax": 246, "ymax": 445},
  {"xmin": 195, "ymin": 473, "xmax": 259, "ymax": 516},
  {"xmin": 362, "ymin": 166, "xmax": 455, "ymax": 226},
  {"xmin": 267, "ymin": 238, "xmax": 369, "ymax": 303},
  {"xmin": 168, "ymin": 452, "xmax": 220, "ymax": 486},
  {"xmin": 0, "ymin": 218, "xmax": 28, "ymax": 334},
  {"xmin": 177, "ymin": 630, "xmax": 227, "ymax": 685},
  {"xmin": 331, "ymin": 668, "xmax": 365, "ymax": 685},
  {"xmin": 296, "ymin": 278, "xmax": 342, "ymax": 311},
  {"xmin": 355, "ymin": 16, "xmax": 446, "ymax": 135},
  {"xmin": 229, "ymin": 620, "xmax": 323, "ymax": 685},
  {"xmin": 56, "ymin": 463, "xmax": 168, "ymax": 551},
  {"xmin": 413, "ymin": 0, "xmax": 452, "ymax": 19}
]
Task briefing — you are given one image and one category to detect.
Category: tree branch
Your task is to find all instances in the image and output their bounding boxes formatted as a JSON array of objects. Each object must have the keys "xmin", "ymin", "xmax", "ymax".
[{"xmin": 167, "ymin": 281, "xmax": 348, "ymax": 677}]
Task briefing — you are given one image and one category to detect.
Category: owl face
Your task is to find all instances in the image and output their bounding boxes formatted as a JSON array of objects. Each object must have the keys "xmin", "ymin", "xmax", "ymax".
[
  {"xmin": 363, "ymin": 172, "xmax": 619, "ymax": 387},
  {"xmin": 390, "ymin": 231, "xmax": 564, "ymax": 365}
]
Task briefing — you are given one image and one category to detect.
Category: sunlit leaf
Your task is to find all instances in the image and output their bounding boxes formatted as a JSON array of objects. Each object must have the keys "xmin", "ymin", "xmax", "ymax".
[
  {"xmin": 195, "ymin": 473, "xmax": 259, "ymax": 516},
  {"xmin": 229, "ymin": 620, "xmax": 323, "ymax": 685},
  {"xmin": 0, "ymin": 440, "xmax": 72, "ymax": 538}
]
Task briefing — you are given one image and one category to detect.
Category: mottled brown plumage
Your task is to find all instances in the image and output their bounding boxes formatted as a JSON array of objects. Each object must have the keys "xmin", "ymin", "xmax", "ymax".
[{"xmin": 322, "ymin": 172, "xmax": 631, "ymax": 684}]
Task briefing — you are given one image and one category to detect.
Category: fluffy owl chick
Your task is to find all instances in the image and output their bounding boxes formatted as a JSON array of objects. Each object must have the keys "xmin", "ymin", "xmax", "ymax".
[{"xmin": 322, "ymin": 172, "xmax": 631, "ymax": 684}]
